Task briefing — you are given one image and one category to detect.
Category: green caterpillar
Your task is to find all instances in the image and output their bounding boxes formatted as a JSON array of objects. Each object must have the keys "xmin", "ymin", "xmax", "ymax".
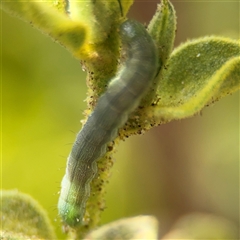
[{"xmin": 58, "ymin": 19, "xmax": 158, "ymax": 227}]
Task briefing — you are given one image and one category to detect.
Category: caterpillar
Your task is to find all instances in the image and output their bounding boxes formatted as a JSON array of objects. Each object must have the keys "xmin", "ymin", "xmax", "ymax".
[{"xmin": 58, "ymin": 19, "xmax": 158, "ymax": 227}]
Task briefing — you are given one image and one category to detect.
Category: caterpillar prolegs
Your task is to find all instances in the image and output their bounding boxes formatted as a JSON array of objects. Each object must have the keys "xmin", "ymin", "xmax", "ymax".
[{"xmin": 58, "ymin": 19, "xmax": 158, "ymax": 227}]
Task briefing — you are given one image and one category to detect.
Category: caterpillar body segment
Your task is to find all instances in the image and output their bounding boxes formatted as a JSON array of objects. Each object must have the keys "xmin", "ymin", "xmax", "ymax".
[{"xmin": 58, "ymin": 19, "xmax": 158, "ymax": 227}]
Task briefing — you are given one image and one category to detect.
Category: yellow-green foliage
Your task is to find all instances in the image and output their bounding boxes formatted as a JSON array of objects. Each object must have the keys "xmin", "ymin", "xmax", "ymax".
[
  {"xmin": 153, "ymin": 37, "xmax": 240, "ymax": 120},
  {"xmin": 0, "ymin": 190, "xmax": 56, "ymax": 240},
  {"xmin": 1, "ymin": 0, "xmax": 239, "ymax": 239}
]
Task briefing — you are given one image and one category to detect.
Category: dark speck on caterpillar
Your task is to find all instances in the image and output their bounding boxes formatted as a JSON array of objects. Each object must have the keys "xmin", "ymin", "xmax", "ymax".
[{"xmin": 58, "ymin": 19, "xmax": 158, "ymax": 227}]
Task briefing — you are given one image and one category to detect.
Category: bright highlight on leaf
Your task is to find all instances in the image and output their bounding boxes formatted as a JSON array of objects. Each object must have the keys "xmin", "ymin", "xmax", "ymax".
[{"xmin": 68, "ymin": 0, "xmax": 127, "ymax": 43}]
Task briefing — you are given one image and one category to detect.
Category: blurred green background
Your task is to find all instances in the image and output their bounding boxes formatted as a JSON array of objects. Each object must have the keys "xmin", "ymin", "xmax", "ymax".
[{"xmin": 1, "ymin": 0, "xmax": 239, "ymax": 238}]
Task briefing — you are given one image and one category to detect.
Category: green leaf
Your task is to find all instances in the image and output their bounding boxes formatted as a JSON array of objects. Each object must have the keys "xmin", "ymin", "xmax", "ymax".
[
  {"xmin": 0, "ymin": 190, "xmax": 56, "ymax": 240},
  {"xmin": 142, "ymin": 0, "xmax": 177, "ymax": 106},
  {"xmin": 83, "ymin": 216, "xmax": 159, "ymax": 240},
  {"xmin": 151, "ymin": 37, "xmax": 240, "ymax": 121},
  {"xmin": 148, "ymin": 0, "xmax": 176, "ymax": 74},
  {"xmin": 1, "ymin": 1, "xmax": 87, "ymax": 55},
  {"xmin": 118, "ymin": 0, "xmax": 134, "ymax": 17}
]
